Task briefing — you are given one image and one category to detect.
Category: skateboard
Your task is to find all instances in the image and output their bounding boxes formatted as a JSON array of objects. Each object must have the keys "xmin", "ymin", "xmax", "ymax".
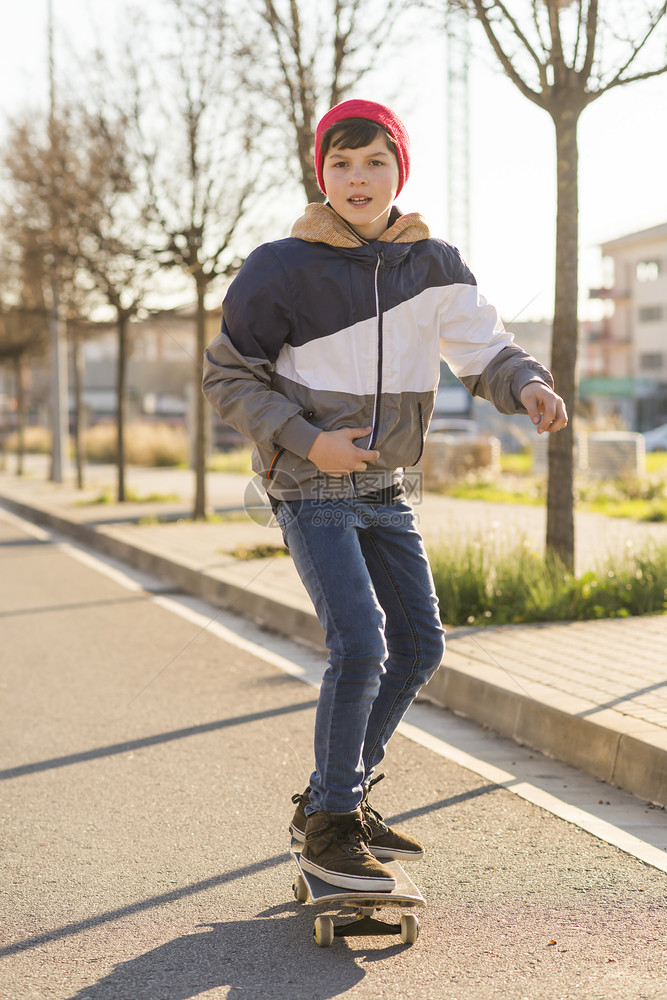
[{"xmin": 290, "ymin": 839, "xmax": 425, "ymax": 947}]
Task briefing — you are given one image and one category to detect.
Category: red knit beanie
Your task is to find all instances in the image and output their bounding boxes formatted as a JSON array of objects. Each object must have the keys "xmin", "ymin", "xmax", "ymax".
[{"xmin": 315, "ymin": 99, "xmax": 410, "ymax": 197}]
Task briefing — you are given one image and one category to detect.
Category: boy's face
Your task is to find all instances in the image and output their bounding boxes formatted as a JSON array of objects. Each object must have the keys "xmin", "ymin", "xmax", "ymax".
[{"xmin": 322, "ymin": 133, "xmax": 400, "ymax": 241}]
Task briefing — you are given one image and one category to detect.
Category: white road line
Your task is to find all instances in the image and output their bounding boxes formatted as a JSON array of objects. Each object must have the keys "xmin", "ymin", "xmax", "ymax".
[
  {"xmin": 59, "ymin": 542, "xmax": 146, "ymax": 591},
  {"xmin": 6, "ymin": 507, "xmax": 667, "ymax": 875},
  {"xmin": 151, "ymin": 595, "xmax": 309, "ymax": 681},
  {"xmin": 398, "ymin": 715, "xmax": 667, "ymax": 875}
]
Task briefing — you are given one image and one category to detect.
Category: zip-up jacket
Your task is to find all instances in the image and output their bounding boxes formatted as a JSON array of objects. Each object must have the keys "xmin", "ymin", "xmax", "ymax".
[{"xmin": 202, "ymin": 204, "xmax": 553, "ymax": 501}]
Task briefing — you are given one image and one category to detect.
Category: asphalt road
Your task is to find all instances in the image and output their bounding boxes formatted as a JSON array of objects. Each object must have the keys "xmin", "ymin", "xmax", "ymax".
[{"xmin": 1, "ymin": 509, "xmax": 666, "ymax": 1000}]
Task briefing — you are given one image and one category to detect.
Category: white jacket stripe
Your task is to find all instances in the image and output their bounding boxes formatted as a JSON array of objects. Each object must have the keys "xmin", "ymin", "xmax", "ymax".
[{"xmin": 274, "ymin": 283, "xmax": 516, "ymax": 396}]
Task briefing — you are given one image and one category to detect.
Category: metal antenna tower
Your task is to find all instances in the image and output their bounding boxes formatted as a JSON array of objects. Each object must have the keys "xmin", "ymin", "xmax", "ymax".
[{"xmin": 446, "ymin": 7, "xmax": 471, "ymax": 259}]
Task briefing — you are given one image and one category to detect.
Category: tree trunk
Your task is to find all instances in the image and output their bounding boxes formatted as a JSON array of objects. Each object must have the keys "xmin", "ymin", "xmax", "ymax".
[
  {"xmin": 14, "ymin": 355, "xmax": 25, "ymax": 477},
  {"xmin": 72, "ymin": 334, "xmax": 86, "ymax": 490},
  {"xmin": 192, "ymin": 281, "xmax": 208, "ymax": 520},
  {"xmin": 116, "ymin": 313, "xmax": 128, "ymax": 502},
  {"xmin": 298, "ymin": 126, "xmax": 325, "ymax": 204},
  {"xmin": 546, "ymin": 109, "xmax": 579, "ymax": 571}
]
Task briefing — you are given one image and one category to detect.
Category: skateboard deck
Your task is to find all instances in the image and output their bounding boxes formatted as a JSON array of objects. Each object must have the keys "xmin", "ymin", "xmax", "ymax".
[{"xmin": 290, "ymin": 839, "xmax": 425, "ymax": 946}]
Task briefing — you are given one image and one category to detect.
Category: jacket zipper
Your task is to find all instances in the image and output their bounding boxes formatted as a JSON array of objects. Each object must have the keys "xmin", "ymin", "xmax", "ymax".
[
  {"xmin": 267, "ymin": 446, "xmax": 285, "ymax": 480},
  {"xmin": 369, "ymin": 250, "xmax": 384, "ymax": 449},
  {"xmin": 413, "ymin": 401, "xmax": 425, "ymax": 465}
]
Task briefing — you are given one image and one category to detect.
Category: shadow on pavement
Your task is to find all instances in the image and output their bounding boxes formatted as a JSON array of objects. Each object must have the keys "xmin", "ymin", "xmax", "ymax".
[
  {"xmin": 387, "ymin": 783, "xmax": 501, "ymax": 825},
  {"xmin": 0, "ymin": 856, "xmax": 293, "ymax": 960},
  {"xmin": 577, "ymin": 678, "xmax": 667, "ymax": 717},
  {"xmin": 0, "ymin": 701, "xmax": 318, "ymax": 782},
  {"xmin": 62, "ymin": 918, "xmax": 405, "ymax": 1000},
  {"xmin": 0, "ymin": 593, "xmax": 158, "ymax": 620}
]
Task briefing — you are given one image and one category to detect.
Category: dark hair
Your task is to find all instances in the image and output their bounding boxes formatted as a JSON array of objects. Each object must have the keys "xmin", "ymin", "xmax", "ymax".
[{"xmin": 320, "ymin": 117, "xmax": 398, "ymax": 160}]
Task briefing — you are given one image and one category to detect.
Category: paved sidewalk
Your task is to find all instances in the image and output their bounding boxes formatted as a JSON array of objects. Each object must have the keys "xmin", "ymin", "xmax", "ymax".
[{"xmin": 1, "ymin": 456, "xmax": 666, "ymax": 808}]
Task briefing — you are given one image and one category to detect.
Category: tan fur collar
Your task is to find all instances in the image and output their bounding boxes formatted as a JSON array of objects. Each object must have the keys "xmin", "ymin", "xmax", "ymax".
[{"xmin": 290, "ymin": 203, "xmax": 430, "ymax": 248}]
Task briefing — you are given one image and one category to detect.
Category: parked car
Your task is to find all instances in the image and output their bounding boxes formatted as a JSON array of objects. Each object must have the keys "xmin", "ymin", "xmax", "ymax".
[
  {"xmin": 427, "ymin": 417, "xmax": 480, "ymax": 435},
  {"xmin": 642, "ymin": 422, "xmax": 667, "ymax": 452}
]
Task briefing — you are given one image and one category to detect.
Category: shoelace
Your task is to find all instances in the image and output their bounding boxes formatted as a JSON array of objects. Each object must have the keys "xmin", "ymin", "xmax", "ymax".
[
  {"xmin": 306, "ymin": 816, "xmax": 373, "ymax": 855},
  {"xmin": 362, "ymin": 774, "xmax": 389, "ymax": 832},
  {"xmin": 333, "ymin": 817, "xmax": 373, "ymax": 854}
]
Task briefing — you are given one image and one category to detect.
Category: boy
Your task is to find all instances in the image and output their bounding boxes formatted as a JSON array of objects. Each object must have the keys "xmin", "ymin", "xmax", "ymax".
[{"xmin": 203, "ymin": 99, "xmax": 567, "ymax": 893}]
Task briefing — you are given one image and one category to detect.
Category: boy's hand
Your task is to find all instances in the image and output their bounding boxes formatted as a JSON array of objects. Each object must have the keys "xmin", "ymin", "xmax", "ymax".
[
  {"xmin": 520, "ymin": 383, "xmax": 568, "ymax": 434},
  {"xmin": 307, "ymin": 426, "xmax": 380, "ymax": 477}
]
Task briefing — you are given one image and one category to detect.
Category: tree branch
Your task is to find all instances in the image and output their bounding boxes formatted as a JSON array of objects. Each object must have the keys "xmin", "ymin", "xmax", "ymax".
[
  {"xmin": 545, "ymin": 0, "xmax": 565, "ymax": 84},
  {"xmin": 579, "ymin": 0, "xmax": 599, "ymax": 83},
  {"xmin": 531, "ymin": 0, "xmax": 551, "ymax": 65},
  {"xmin": 588, "ymin": 59, "xmax": 667, "ymax": 102},
  {"xmin": 493, "ymin": 0, "xmax": 550, "ymax": 88},
  {"xmin": 595, "ymin": 2, "xmax": 667, "ymax": 93},
  {"xmin": 470, "ymin": 1, "xmax": 547, "ymax": 105}
]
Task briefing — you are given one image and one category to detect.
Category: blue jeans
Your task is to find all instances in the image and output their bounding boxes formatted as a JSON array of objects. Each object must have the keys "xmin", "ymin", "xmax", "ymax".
[{"xmin": 274, "ymin": 496, "xmax": 445, "ymax": 815}]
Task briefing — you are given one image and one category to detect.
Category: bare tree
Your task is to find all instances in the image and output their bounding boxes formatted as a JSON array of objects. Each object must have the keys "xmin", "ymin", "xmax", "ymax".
[
  {"xmin": 4, "ymin": 106, "xmax": 157, "ymax": 501},
  {"xmin": 119, "ymin": 0, "xmax": 265, "ymax": 519},
  {"xmin": 255, "ymin": 0, "xmax": 413, "ymax": 201},
  {"xmin": 0, "ymin": 229, "xmax": 50, "ymax": 474},
  {"xmin": 447, "ymin": 0, "xmax": 667, "ymax": 568},
  {"xmin": 71, "ymin": 108, "xmax": 159, "ymax": 502}
]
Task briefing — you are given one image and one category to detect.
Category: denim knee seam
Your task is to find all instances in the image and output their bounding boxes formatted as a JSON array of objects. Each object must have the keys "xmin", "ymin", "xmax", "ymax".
[{"xmin": 361, "ymin": 532, "xmax": 430, "ymax": 766}]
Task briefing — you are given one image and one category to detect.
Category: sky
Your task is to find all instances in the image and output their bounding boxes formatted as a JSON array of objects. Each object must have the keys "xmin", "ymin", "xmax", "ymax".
[{"xmin": 2, "ymin": 0, "xmax": 667, "ymax": 325}]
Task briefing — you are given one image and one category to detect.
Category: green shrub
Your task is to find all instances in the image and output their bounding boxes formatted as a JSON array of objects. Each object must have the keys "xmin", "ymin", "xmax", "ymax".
[{"xmin": 429, "ymin": 537, "xmax": 667, "ymax": 626}]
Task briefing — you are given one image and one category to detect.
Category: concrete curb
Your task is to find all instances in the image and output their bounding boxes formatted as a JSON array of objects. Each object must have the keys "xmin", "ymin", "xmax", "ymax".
[
  {"xmin": 2, "ymin": 490, "xmax": 666, "ymax": 808},
  {"xmin": 423, "ymin": 664, "xmax": 667, "ymax": 808}
]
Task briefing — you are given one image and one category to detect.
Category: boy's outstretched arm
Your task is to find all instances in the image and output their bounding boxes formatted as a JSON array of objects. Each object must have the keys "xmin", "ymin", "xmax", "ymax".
[{"xmin": 520, "ymin": 382, "xmax": 568, "ymax": 434}]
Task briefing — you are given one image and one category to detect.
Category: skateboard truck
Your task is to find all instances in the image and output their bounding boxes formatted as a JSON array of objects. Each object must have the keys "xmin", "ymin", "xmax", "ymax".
[
  {"xmin": 310, "ymin": 906, "xmax": 420, "ymax": 947},
  {"xmin": 291, "ymin": 848, "xmax": 423, "ymax": 947}
]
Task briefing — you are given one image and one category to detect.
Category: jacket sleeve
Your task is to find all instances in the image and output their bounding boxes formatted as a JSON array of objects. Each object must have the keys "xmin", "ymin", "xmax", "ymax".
[
  {"xmin": 438, "ymin": 247, "xmax": 552, "ymax": 414},
  {"xmin": 202, "ymin": 244, "xmax": 321, "ymax": 459}
]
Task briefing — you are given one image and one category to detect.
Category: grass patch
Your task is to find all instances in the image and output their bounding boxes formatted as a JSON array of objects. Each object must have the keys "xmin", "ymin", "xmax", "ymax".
[
  {"xmin": 228, "ymin": 543, "xmax": 289, "ymax": 560},
  {"xmin": 207, "ymin": 449, "xmax": 254, "ymax": 474},
  {"xmin": 585, "ymin": 499, "xmax": 667, "ymax": 522},
  {"xmin": 429, "ymin": 537, "xmax": 667, "ymax": 626},
  {"xmin": 77, "ymin": 488, "xmax": 180, "ymax": 506},
  {"xmin": 646, "ymin": 452, "xmax": 667, "ymax": 474},
  {"xmin": 576, "ymin": 476, "xmax": 666, "ymax": 521},
  {"xmin": 499, "ymin": 451, "xmax": 534, "ymax": 475},
  {"xmin": 446, "ymin": 477, "xmax": 545, "ymax": 504},
  {"xmin": 440, "ymin": 467, "xmax": 667, "ymax": 522}
]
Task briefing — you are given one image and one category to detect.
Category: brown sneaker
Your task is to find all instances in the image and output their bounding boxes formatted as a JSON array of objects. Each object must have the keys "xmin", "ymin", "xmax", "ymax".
[
  {"xmin": 290, "ymin": 775, "xmax": 425, "ymax": 860},
  {"xmin": 289, "ymin": 787, "xmax": 310, "ymax": 841},
  {"xmin": 299, "ymin": 809, "xmax": 397, "ymax": 892},
  {"xmin": 362, "ymin": 776, "xmax": 425, "ymax": 860}
]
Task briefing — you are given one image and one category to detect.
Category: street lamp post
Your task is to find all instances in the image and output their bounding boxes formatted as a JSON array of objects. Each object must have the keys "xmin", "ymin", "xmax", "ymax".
[{"xmin": 47, "ymin": 0, "xmax": 69, "ymax": 483}]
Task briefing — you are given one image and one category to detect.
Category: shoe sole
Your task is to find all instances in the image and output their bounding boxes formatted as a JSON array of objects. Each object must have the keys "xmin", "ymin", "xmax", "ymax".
[
  {"xmin": 299, "ymin": 854, "xmax": 397, "ymax": 893},
  {"xmin": 290, "ymin": 823, "xmax": 425, "ymax": 861},
  {"xmin": 369, "ymin": 845, "xmax": 425, "ymax": 860}
]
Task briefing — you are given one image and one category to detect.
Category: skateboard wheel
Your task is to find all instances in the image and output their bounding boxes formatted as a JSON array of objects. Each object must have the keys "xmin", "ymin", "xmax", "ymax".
[
  {"xmin": 293, "ymin": 874, "xmax": 308, "ymax": 902},
  {"xmin": 400, "ymin": 913, "xmax": 419, "ymax": 945},
  {"xmin": 313, "ymin": 915, "xmax": 335, "ymax": 947}
]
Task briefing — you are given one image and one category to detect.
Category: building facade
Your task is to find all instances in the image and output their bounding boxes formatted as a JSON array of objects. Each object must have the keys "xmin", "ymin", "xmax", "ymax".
[{"xmin": 587, "ymin": 222, "xmax": 667, "ymax": 430}]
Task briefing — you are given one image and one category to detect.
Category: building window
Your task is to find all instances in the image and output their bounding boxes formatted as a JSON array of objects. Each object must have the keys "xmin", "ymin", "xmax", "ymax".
[
  {"xmin": 639, "ymin": 353, "xmax": 663, "ymax": 371},
  {"xmin": 638, "ymin": 305, "xmax": 663, "ymax": 323},
  {"xmin": 636, "ymin": 260, "xmax": 661, "ymax": 282}
]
